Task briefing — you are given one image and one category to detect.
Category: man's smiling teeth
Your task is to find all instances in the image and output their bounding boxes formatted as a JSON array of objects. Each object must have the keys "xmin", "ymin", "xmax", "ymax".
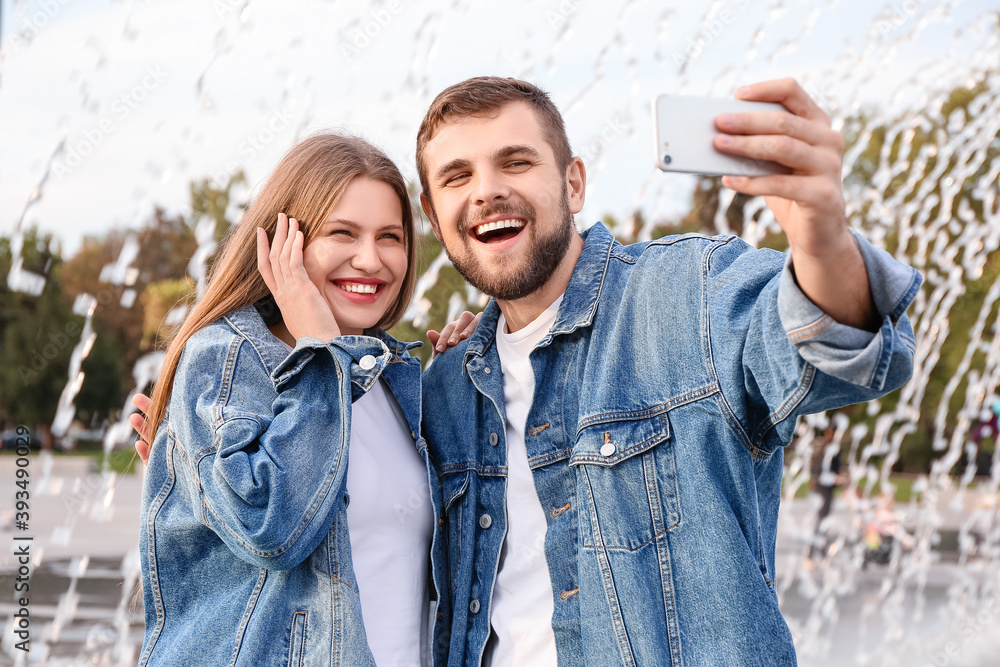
[
  {"xmin": 338, "ymin": 282, "xmax": 378, "ymax": 294},
  {"xmin": 474, "ymin": 219, "xmax": 524, "ymax": 238}
]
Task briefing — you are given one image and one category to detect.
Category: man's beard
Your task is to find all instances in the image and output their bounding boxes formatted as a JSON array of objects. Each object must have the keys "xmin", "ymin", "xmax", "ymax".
[{"xmin": 443, "ymin": 189, "xmax": 575, "ymax": 301}]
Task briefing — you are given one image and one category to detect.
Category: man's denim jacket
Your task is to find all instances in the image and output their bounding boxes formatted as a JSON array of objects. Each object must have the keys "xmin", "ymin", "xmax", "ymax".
[
  {"xmin": 138, "ymin": 306, "xmax": 448, "ymax": 666},
  {"xmin": 421, "ymin": 222, "xmax": 920, "ymax": 666}
]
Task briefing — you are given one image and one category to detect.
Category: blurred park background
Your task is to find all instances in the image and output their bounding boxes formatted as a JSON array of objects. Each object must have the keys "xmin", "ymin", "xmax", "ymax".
[{"xmin": 1, "ymin": 0, "xmax": 999, "ymax": 664}]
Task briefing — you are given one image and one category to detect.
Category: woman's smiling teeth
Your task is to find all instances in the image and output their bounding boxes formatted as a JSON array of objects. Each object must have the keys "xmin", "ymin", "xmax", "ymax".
[
  {"xmin": 337, "ymin": 282, "xmax": 379, "ymax": 294},
  {"xmin": 474, "ymin": 218, "xmax": 525, "ymax": 240}
]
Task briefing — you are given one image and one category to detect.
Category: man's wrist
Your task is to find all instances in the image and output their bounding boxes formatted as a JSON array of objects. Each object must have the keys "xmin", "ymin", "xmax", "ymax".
[
  {"xmin": 789, "ymin": 228, "xmax": 878, "ymax": 331},
  {"xmin": 788, "ymin": 223, "xmax": 856, "ymax": 268}
]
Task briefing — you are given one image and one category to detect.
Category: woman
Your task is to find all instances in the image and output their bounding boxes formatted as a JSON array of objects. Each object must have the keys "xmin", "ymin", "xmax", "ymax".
[{"xmin": 136, "ymin": 133, "xmax": 473, "ymax": 666}]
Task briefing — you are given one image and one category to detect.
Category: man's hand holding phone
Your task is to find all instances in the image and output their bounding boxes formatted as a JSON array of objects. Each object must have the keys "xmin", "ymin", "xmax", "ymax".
[
  {"xmin": 710, "ymin": 79, "xmax": 848, "ymax": 259},
  {"xmin": 656, "ymin": 78, "xmax": 877, "ymax": 331}
]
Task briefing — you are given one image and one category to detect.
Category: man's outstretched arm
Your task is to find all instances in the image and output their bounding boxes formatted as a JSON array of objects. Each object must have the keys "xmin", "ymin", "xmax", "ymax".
[{"xmin": 714, "ymin": 78, "xmax": 878, "ymax": 332}]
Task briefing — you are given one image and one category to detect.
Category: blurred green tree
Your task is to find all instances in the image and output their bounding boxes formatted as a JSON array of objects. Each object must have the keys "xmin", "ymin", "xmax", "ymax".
[{"xmin": 0, "ymin": 229, "xmax": 78, "ymax": 448}]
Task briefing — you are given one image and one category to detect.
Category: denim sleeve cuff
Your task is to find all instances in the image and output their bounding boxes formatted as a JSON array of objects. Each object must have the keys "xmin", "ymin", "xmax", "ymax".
[
  {"xmin": 271, "ymin": 335, "xmax": 392, "ymax": 398},
  {"xmin": 778, "ymin": 229, "xmax": 922, "ymax": 389}
]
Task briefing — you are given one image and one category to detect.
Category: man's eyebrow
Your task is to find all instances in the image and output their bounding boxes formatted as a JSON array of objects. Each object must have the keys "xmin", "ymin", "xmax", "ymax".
[
  {"xmin": 492, "ymin": 144, "xmax": 541, "ymax": 161},
  {"xmin": 433, "ymin": 145, "xmax": 543, "ymax": 182},
  {"xmin": 434, "ymin": 158, "xmax": 472, "ymax": 181}
]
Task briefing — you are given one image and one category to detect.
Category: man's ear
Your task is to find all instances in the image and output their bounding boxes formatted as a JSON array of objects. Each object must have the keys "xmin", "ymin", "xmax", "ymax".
[
  {"xmin": 420, "ymin": 192, "xmax": 443, "ymax": 242},
  {"xmin": 566, "ymin": 157, "xmax": 586, "ymax": 214}
]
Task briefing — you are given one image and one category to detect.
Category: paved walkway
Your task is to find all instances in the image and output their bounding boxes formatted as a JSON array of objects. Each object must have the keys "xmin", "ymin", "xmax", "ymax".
[
  {"xmin": 0, "ymin": 455, "xmax": 143, "ymax": 563},
  {"xmin": 0, "ymin": 454, "xmax": 996, "ymax": 665},
  {"xmin": 0, "ymin": 454, "xmax": 143, "ymax": 665}
]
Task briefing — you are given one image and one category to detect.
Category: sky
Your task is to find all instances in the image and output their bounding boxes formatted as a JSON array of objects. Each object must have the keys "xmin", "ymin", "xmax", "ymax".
[{"xmin": 1, "ymin": 0, "xmax": 998, "ymax": 257}]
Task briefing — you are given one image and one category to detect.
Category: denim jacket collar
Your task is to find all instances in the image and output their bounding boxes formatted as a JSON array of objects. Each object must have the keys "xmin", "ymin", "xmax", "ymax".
[
  {"xmin": 463, "ymin": 222, "xmax": 617, "ymax": 367},
  {"xmin": 224, "ymin": 304, "xmax": 291, "ymax": 379},
  {"xmin": 225, "ymin": 304, "xmax": 422, "ymax": 387}
]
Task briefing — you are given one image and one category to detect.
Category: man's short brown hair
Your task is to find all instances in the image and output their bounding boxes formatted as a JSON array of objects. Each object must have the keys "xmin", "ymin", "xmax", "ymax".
[{"xmin": 416, "ymin": 77, "xmax": 573, "ymax": 197}]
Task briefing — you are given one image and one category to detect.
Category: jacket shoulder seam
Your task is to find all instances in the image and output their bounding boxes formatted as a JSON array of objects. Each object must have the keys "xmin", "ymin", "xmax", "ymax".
[
  {"xmin": 213, "ymin": 336, "xmax": 246, "ymax": 428},
  {"xmin": 701, "ymin": 237, "xmax": 759, "ymax": 455}
]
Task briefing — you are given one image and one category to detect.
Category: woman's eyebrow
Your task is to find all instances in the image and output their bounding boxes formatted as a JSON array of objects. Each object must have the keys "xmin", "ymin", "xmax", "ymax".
[
  {"xmin": 322, "ymin": 218, "xmax": 359, "ymax": 228},
  {"xmin": 322, "ymin": 219, "xmax": 404, "ymax": 232}
]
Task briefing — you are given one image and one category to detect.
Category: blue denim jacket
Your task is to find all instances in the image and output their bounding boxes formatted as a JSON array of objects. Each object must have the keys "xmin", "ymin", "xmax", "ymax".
[
  {"xmin": 138, "ymin": 305, "xmax": 449, "ymax": 666},
  {"xmin": 421, "ymin": 222, "xmax": 920, "ymax": 666}
]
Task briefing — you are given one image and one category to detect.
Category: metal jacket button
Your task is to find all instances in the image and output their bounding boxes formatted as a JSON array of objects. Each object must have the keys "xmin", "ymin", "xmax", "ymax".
[
  {"xmin": 359, "ymin": 355, "xmax": 376, "ymax": 370},
  {"xmin": 489, "ymin": 432, "xmax": 499, "ymax": 446},
  {"xmin": 600, "ymin": 433, "xmax": 616, "ymax": 457},
  {"xmin": 483, "ymin": 366, "xmax": 491, "ymax": 374},
  {"xmin": 479, "ymin": 514, "xmax": 492, "ymax": 529},
  {"xmin": 469, "ymin": 599, "xmax": 481, "ymax": 614}
]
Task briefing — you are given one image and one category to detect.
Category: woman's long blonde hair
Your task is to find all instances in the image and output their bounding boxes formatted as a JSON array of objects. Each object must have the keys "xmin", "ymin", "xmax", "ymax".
[{"xmin": 144, "ymin": 133, "xmax": 417, "ymax": 443}]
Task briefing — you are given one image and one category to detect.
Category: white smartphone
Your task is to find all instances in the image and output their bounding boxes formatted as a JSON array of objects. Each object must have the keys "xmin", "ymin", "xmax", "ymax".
[{"xmin": 652, "ymin": 94, "xmax": 789, "ymax": 177}]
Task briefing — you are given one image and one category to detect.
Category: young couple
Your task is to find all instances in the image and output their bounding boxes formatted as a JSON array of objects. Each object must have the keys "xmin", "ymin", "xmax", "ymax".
[{"xmin": 132, "ymin": 76, "xmax": 920, "ymax": 666}]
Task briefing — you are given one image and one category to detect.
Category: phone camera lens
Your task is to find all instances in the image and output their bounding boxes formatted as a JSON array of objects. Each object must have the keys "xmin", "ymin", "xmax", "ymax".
[{"xmin": 663, "ymin": 154, "xmax": 672, "ymax": 165}]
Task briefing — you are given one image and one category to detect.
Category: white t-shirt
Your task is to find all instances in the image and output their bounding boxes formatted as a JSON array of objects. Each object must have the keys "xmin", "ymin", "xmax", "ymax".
[
  {"xmin": 485, "ymin": 296, "xmax": 563, "ymax": 666},
  {"xmin": 348, "ymin": 378, "xmax": 433, "ymax": 667},
  {"xmin": 279, "ymin": 339, "xmax": 432, "ymax": 666}
]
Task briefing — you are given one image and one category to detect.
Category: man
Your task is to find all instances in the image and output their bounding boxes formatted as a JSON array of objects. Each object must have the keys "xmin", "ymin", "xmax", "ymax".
[{"xmin": 415, "ymin": 77, "xmax": 918, "ymax": 666}]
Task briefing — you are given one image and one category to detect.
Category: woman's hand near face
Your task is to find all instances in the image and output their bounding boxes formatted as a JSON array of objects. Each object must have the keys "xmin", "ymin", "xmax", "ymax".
[
  {"xmin": 257, "ymin": 213, "xmax": 342, "ymax": 342},
  {"xmin": 427, "ymin": 310, "xmax": 482, "ymax": 357}
]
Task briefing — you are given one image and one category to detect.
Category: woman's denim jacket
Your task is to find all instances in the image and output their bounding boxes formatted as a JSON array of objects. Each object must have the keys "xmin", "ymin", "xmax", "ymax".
[
  {"xmin": 138, "ymin": 306, "xmax": 448, "ymax": 666},
  {"xmin": 421, "ymin": 222, "xmax": 921, "ymax": 666}
]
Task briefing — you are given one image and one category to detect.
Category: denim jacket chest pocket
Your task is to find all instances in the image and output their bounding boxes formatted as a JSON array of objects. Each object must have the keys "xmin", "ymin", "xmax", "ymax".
[{"xmin": 569, "ymin": 411, "xmax": 681, "ymax": 550}]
